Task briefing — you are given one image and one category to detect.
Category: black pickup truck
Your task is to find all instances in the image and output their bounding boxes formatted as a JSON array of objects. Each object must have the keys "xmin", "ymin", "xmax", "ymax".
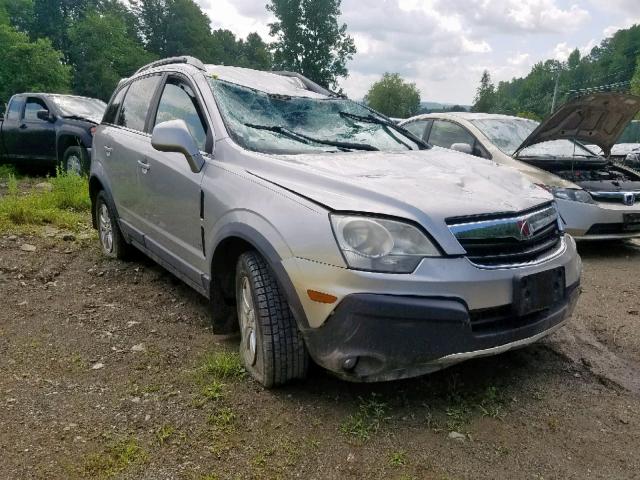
[{"xmin": 0, "ymin": 93, "xmax": 106, "ymax": 174}]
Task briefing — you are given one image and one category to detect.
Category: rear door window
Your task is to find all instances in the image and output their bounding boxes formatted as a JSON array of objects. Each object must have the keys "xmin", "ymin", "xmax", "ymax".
[
  {"xmin": 153, "ymin": 78, "xmax": 208, "ymax": 151},
  {"xmin": 117, "ymin": 74, "xmax": 162, "ymax": 132}
]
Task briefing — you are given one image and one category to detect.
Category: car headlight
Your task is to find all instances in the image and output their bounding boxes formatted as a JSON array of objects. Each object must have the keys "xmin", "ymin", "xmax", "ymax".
[
  {"xmin": 330, "ymin": 214, "xmax": 440, "ymax": 273},
  {"xmin": 552, "ymin": 187, "xmax": 595, "ymax": 204}
]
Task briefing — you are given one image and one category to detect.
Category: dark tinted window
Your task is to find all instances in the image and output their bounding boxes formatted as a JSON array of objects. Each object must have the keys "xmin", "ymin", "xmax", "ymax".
[
  {"xmin": 24, "ymin": 98, "xmax": 49, "ymax": 122},
  {"xmin": 103, "ymin": 86, "xmax": 128, "ymax": 124},
  {"xmin": 428, "ymin": 120, "xmax": 475, "ymax": 149},
  {"xmin": 6, "ymin": 97, "xmax": 24, "ymax": 120},
  {"xmin": 154, "ymin": 79, "xmax": 208, "ymax": 150},
  {"xmin": 118, "ymin": 75, "xmax": 161, "ymax": 132}
]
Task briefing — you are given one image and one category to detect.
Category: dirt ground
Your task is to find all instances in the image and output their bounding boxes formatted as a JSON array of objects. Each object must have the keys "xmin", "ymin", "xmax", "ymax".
[{"xmin": 1, "ymin": 229, "xmax": 640, "ymax": 479}]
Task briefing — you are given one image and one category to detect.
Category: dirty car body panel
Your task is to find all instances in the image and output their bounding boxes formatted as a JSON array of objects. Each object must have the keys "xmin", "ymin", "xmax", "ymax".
[{"xmin": 91, "ymin": 57, "xmax": 581, "ymax": 383}]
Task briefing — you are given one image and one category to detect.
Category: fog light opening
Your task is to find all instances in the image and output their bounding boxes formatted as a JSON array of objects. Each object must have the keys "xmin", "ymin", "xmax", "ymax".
[{"xmin": 342, "ymin": 357, "xmax": 358, "ymax": 371}]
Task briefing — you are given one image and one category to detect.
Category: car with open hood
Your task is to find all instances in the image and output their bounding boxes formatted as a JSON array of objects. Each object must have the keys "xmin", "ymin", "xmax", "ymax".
[
  {"xmin": 89, "ymin": 56, "xmax": 581, "ymax": 387},
  {"xmin": 401, "ymin": 93, "xmax": 640, "ymax": 240}
]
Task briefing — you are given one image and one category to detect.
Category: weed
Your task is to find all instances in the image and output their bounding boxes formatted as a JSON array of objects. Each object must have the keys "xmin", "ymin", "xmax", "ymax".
[
  {"xmin": 201, "ymin": 380, "xmax": 227, "ymax": 402},
  {"xmin": 0, "ymin": 171, "xmax": 90, "ymax": 232},
  {"xmin": 81, "ymin": 437, "xmax": 147, "ymax": 477},
  {"xmin": 477, "ymin": 386, "xmax": 506, "ymax": 420},
  {"xmin": 201, "ymin": 351, "xmax": 245, "ymax": 379},
  {"xmin": 208, "ymin": 406, "xmax": 236, "ymax": 432},
  {"xmin": 389, "ymin": 450, "xmax": 408, "ymax": 467},
  {"xmin": 0, "ymin": 164, "xmax": 17, "ymax": 180},
  {"xmin": 200, "ymin": 475, "xmax": 220, "ymax": 480},
  {"xmin": 155, "ymin": 424, "xmax": 175, "ymax": 445},
  {"xmin": 340, "ymin": 393, "xmax": 389, "ymax": 441}
]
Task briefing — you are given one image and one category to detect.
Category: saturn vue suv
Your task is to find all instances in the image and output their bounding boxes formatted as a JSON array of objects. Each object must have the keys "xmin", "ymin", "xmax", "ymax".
[{"xmin": 89, "ymin": 56, "xmax": 581, "ymax": 387}]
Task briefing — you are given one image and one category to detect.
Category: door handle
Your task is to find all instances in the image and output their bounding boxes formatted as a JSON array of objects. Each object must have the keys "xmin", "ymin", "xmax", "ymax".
[{"xmin": 137, "ymin": 159, "xmax": 150, "ymax": 173}]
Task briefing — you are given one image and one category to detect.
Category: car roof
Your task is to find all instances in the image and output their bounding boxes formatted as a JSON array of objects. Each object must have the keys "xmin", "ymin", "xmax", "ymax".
[{"xmin": 406, "ymin": 112, "xmax": 527, "ymax": 122}]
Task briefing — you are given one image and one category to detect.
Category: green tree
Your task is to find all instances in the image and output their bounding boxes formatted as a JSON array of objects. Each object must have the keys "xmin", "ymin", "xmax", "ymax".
[
  {"xmin": 364, "ymin": 73, "xmax": 421, "ymax": 118},
  {"xmin": 32, "ymin": 0, "xmax": 98, "ymax": 57},
  {"xmin": 472, "ymin": 70, "xmax": 495, "ymax": 113},
  {"xmin": 267, "ymin": 0, "xmax": 356, "ymax": 89},
  {"xmin": 164, "ymin": 0, "xmax": 212, "ymax": 60},
  {"xmin": 68, "ymin": 10, "xmax": 155, "ymax": 100},
  {"xmin": 0, "ymin": 0, "xmax": 33, "ymax": 32},
  {"xmin": 0, "ymin": 23, "xmax": 71, "ymax": 107}
]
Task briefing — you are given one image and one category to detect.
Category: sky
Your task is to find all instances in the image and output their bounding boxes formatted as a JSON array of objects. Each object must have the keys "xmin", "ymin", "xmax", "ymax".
[{"xmin": 196, "ymin": 0, "xmax": 639, "ymax": 105}]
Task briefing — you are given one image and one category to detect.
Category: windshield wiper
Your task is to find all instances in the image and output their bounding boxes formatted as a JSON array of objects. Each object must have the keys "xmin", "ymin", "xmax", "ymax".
[
  {"xmin": 338, "ymin": 111, "xmax": 429, "ymax": 150},
  {"xmin": 243, "ymin": 123, "xmax": 379, "ymax": 152}
]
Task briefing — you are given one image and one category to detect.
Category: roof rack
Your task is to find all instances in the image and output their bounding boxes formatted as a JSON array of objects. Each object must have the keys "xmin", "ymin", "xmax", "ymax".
[{"xmin": 134, "ymin": 56, "xmax": 206, "ymax": 75}]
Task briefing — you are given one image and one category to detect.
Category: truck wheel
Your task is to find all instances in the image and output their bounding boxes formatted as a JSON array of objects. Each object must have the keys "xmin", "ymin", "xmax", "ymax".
[
  {"xmin": 235, "ymin": 251, "xmax": 308, "ymax": 387},
  {"xmin": 95, "ymin": 191, "xmax": 130, "ymax": 260},
  {"xmin": 63, "ymin": 146, "xmax": 89, "ymax": 176}
]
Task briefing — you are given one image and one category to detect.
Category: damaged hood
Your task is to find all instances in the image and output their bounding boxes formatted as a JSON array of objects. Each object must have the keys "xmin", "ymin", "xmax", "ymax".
[
  {"xmin": 515, "ymin": 92, "xmax": 640, "ymax": 158},
  {"xmin": 246, "ymin": 147, "xmax": 552, "ymax": 224}
]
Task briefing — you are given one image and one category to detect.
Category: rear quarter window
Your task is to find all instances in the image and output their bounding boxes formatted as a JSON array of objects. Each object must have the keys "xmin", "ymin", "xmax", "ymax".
[{"xmin": 103, "ymin": 86, "xmax": 128, "ymax": 124}]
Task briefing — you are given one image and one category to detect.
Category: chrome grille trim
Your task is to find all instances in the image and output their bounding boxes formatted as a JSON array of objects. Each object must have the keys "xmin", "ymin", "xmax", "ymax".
[
  {"xmin": 589, "ymin": 191, "xmax": 640, "ymax": 205},
  {"xmin": 447, "ymin": 205, "xmax": 563, "ymax": 269}
]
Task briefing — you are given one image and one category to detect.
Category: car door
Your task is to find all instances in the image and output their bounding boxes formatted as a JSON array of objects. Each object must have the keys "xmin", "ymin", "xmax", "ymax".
[
  {"xmin": 98, "ymin": 74, "xmax": 163, "ymax": 236},
  {"xmin": 137, "ymin": 73, "xmax": 210, "ymax": 282},
  {"xmin": 19, "ymin": 97, "xmax": 57, "ymax": 163},
  {"xmin": 1, "ymin": 96, "xmax": 26, "ymax": 162},
  {"xmin": 427, "ymin": 119, "xmax": 491, "ymax": 159}
]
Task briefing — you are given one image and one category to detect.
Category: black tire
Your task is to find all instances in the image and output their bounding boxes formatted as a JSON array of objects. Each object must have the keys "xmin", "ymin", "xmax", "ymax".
[
  {"xmin": 235, "ymin": 251, "xmax": 308, "ymax": 387},
  {"xmin": 62, "ymin": 145, "xmax": 89, "ymax": 176},
  {"xmin": 95, "ymin": 191, "xmax": 131, "ymax": 260}
]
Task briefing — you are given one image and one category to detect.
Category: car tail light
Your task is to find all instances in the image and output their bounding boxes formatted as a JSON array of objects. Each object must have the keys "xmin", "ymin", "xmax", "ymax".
[{"xmin": 90, "ymin": 126, "xmax": 97, "ymax": 136}]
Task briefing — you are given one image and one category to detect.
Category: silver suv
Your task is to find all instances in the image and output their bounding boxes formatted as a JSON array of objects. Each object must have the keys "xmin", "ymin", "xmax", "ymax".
[{"xmin": 90, "ymin": 56, "xmax": 581, "ymax": 387}]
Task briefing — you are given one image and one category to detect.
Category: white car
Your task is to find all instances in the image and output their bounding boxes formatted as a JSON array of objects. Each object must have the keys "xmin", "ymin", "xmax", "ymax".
[{"xmin": 401, "ymin": 93, "xmax": 640, "ymax": 240}]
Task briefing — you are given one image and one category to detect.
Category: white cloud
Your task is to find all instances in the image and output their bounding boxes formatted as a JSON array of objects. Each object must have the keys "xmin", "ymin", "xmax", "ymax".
[
  {"xmin": 603, "ymin": 18, "xmax": 640, "ymax": 38},
  {"xmin": 552, "ymin": 39, "xmax": 597, "ymax": 61},
  {"xmin": 435, "ymin": 0, "xmax": 590, "ymax": 34}
]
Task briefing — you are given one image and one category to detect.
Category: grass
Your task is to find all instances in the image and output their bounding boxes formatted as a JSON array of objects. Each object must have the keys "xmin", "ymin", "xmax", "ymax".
[
  {"xmin": 201, "ymin": 380, "xmax": 227, "ymax": 402},
  {"xmin": 81, "ymin": 437, "xmax": 147, "ymax": 478},
  {"xmin": 0, "ymin": 164, "xmax": 17, "ymax": 180},
  {"xmin": 389, "ymin": 450, "xmax": 408, "ymax": 467},
  {"xmin": 155, "ymin": 424, "xmax": 175, "ymax": 446},
  {"xmin": 201, "ymin": 351, "xmax": 246, "ymax": 379},
  {"xmin": 340, "ymin": 393, "xmax": 389, "ymax": 441},
  {"xmin": 0, "ymin": 170, "xmax": 91, "ymax": 233},
  {"xmin": 208, "ymin": 406, "xmax": 237, "ymax": 432}
]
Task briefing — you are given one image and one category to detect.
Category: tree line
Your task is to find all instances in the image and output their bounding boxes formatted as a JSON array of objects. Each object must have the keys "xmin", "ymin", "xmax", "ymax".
[
  {"xmin": 472, "ymin": 24, "xmax": 640, "ymax": 119},
  {"xmin": 0, "ymin": 0, "xmax": 356, "ymax": 107}
]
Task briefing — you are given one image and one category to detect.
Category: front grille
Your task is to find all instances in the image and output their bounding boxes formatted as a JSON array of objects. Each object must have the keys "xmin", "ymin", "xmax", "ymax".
[
  {"xmin": 447, "ymin": 204, "xmax": 562, "ymax": 267},
  {"xmin": 589, "ymin": 191, "xmax": 640, "ymax": 205}
]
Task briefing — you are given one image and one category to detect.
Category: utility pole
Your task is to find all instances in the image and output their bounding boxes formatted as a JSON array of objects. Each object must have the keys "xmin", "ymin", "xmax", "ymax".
[{"xmin": 551, "ymin": 71, "xmax": 560, "ymax": 113}]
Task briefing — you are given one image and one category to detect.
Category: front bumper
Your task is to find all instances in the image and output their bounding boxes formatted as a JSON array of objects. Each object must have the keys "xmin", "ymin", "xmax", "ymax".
[
  {"xmin": 282, "ymin": 235, "xmax": 581, "ymax": 381},
  {"xmin": 557, "ymin": 197, "xmax": 640, "ymax": 240},
  {"xmin": 303, "ymin": 284, "xmax": 579, "ymax": 382}
]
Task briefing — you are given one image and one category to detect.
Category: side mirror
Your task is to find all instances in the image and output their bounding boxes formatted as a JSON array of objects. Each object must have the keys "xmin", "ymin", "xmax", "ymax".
[
  {"xmin": 451, "ymin": 142, "xmax": 473, "ymax": 155},
  {"xmin": 151, "ymin": 120, "xmax": 205, "ymax": 173},
  {"xmin": 37, "ymin": 110, "xmax": 54, "ymax": 122}
]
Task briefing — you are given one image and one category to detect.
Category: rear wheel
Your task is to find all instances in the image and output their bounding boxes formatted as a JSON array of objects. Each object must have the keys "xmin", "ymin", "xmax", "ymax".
[
  {"xmin": 62, "ymin": 145, "xmax": 89, "ymax": 176},
  {"xmin": 95, "ymin": 191, "xmax": 130, "ymax": 259},
  {"xmin": 235, "ymin": 251, "xmax": 308, "ymax": 387}
]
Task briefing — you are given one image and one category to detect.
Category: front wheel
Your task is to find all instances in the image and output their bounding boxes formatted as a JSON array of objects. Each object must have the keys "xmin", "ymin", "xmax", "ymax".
[
  {"xmin": 62, "ymin": 145, "xmax": 89, "ymax": 176},
  {"xmin": 235, "ymin": 251, "xmax": 308, "ymax": 387}
]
